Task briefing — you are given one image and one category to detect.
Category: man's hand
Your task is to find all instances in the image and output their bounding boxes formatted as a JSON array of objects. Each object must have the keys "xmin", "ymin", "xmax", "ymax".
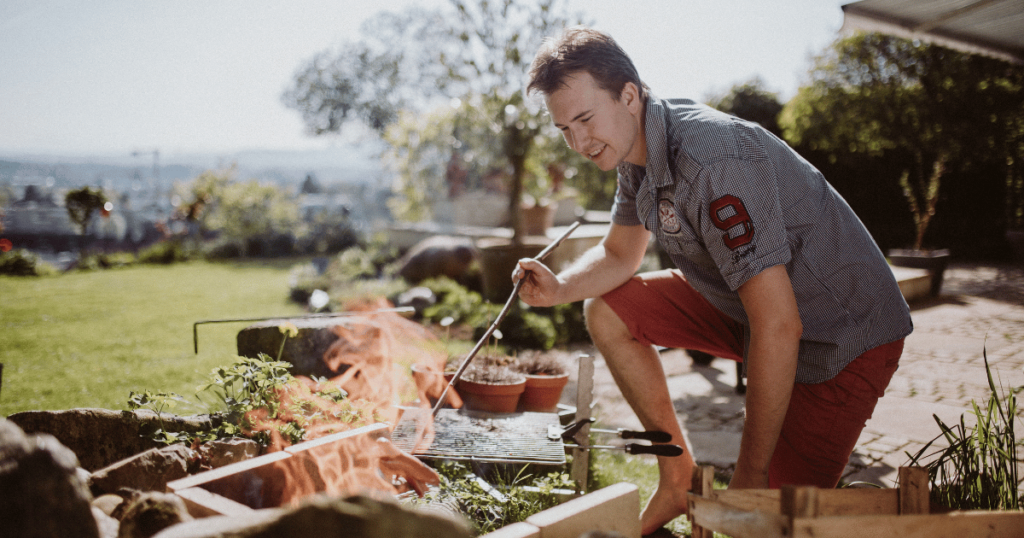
[{"xmin": 513, "ymin": 259, "xmax": 561, "ymax": 307}]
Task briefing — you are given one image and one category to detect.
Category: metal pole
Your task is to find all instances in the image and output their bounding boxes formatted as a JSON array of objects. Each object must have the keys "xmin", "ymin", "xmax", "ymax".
[{"xmin": 192, "ymin": 307, "xmax": 415, "ymax": 354}]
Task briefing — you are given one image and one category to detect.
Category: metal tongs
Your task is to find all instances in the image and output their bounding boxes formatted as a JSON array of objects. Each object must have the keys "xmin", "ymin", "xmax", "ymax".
[
  {"xmin": 551, "ymin": 418, "xmax": 685, "ymax": 457},
  {"xmin": 432, "ymin": 221, "xmax": 583, "ymax": 416}
]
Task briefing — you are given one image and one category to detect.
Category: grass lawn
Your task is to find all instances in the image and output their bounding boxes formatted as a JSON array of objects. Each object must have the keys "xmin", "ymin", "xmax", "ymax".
[{"xmin": 0, "ymin": 260, "xmax": 306, "ymax": 416}]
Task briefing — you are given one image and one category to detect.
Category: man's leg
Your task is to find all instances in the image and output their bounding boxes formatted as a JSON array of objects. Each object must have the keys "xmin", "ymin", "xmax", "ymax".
[
  {"xmin": 768, "ymin": 339, "xmax": 905, "ymax": 488},
  {"xmin": 586, "ymin": 270, "xmax": 744, "ymax": 534}
]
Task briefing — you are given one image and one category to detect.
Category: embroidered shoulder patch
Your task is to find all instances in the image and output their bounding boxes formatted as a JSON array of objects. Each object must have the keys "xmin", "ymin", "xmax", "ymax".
[
  {"xmin": 709, "ymin": 194, "xmax": 754, "ymax": 249},
  {"xmin": 659, "ymin": 198, "xmax": 681, "ymax": 234}
]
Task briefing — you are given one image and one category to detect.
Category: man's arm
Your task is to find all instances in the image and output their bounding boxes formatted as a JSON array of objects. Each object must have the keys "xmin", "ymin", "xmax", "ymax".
[
  {"xmin": 516, "ymin": 223, "xmax": 651, "ymax": 307},
  {"xmin": 729, "ymin": 264, "xmax": 803, "ymax": 489}
]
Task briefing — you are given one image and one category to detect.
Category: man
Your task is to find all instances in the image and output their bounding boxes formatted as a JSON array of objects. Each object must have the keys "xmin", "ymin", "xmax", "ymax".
[{"xmin": 515, "ymin": 27, "xmax": 912, "ymax": 534}]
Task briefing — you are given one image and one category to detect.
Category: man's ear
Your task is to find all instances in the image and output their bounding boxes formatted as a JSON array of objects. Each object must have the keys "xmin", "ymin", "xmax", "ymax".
[{"xmin": 620, "ymin": 82, "xmax": 641, "ymax": 114}]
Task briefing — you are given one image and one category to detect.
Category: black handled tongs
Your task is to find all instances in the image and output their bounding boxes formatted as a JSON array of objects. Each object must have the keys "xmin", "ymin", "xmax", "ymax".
[{"xmin": 550, "ymin": 418, "xmax": 685, "ymax": 457}]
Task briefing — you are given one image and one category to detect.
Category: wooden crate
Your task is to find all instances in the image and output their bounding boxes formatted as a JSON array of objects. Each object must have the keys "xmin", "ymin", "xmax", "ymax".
[{"xmin": 686, "ymin": 466, "xmax": 1024, "ymax": 538}]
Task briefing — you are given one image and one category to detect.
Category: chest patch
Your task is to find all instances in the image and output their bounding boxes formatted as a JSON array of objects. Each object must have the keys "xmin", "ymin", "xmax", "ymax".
[{"xmin": 658, "ymin": 198, "xmax": 681, "ymax": 234}]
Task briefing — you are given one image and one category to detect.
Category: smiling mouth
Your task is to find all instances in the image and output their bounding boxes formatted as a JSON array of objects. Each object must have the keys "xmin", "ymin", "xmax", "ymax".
[{"xmin": 587, "ymin": 145, "xmax": 606, "ymax": 160}]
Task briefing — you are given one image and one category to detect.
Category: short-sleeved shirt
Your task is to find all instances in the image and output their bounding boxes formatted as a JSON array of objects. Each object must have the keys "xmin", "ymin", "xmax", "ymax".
[{"xmin": 612, "ymin": 95, "xmax": 913, "ymax": 383}]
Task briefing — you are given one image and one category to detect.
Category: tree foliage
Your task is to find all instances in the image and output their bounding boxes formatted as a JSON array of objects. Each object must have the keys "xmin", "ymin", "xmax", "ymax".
[
  {"xmin": 705, "ymin": 77, "xmax": 784, "ymax": 137},
  {"xmin": 64, "ymin": 186, "xmax": 107, "ymax": 236},
  {"xmin": 781, "ymin": 33, "xmax": 1024, "ymax": 250},
  {"xmin": 283, "ymin": 0, "xmax": 595, "ymax": 241},
  {"xmin": 175, "ymin": 167, "xmax": 300, "ymax": 257}
]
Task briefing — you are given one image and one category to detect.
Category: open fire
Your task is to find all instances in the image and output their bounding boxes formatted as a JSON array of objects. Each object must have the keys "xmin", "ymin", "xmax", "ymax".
[{"xmin": 173, "ymin": 298, "xmax": 470, "ymax": 514}]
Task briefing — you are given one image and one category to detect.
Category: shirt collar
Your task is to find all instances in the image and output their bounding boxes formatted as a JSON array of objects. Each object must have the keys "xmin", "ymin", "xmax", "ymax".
[{"xmin": 618, "ymin": 93, "xmax": 673, "ymax": 188}]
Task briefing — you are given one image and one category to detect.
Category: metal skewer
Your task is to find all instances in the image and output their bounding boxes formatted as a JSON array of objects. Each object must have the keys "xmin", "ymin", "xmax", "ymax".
[{"xmin": 431, "ymin": 221, "xmax": 583, "ymax": 416}]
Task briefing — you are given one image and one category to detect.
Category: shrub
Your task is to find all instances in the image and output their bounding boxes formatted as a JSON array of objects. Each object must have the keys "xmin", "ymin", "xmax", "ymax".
[
  {"xmin": 138, "ymin": 240, "xmax": 193, "ymax": 264},
  {"xmin": 0, "ymin": 249, "xmax": 56, "ymax": 276},
  {"xmin": 77, "ymin": 251, "xmax": 137, "ymax": 271}
]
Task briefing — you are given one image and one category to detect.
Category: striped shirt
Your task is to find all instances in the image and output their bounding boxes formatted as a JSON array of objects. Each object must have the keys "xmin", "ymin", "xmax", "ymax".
[{"xmin": 612, "ymin": 95, "xmax": 913, "ymax": 383}]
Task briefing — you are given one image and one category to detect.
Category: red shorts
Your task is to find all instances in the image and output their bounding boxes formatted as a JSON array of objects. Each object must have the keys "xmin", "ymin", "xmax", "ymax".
[{"xmin": 602, "ymin": 269, "xmax": 904, "ymax": 488}]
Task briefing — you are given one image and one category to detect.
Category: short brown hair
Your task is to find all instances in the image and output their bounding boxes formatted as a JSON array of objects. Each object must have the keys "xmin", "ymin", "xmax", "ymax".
[{"xmin": 528, "ymin": 27, "xmax": 648, "ymax": 101}]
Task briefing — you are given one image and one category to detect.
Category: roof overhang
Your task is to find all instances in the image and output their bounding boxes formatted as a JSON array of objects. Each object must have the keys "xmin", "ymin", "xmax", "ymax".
[{"xmin": 840, "ymin": 0, "xmax": 1024, "ymax": 64}]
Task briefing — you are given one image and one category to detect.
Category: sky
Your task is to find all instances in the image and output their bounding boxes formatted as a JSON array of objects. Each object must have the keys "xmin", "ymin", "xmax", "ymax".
[{"xmin": 0, "ymin": 0, "xmax": 852, "ymax": 160}]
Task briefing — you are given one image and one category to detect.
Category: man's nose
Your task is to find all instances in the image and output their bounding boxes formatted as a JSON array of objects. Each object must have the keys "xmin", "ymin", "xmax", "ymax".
[{"xmin": 567, "ymin": 127, "xmax": 588, "ymax": 153}]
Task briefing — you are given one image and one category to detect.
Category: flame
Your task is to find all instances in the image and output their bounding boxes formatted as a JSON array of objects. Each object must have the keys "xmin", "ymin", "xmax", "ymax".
[{"xmin": 234, "ymin": 297, "xmax": 461, "ymax": 506}]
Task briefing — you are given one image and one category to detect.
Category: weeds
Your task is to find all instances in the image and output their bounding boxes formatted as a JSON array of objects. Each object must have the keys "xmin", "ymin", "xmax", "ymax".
[
  {"xmin": 410, "ymin": 462, "xmax": 573, "ymax": 535},
  {"xmin": 905, "ymin": 347, "xmax": 1023, "ymax": 510}
]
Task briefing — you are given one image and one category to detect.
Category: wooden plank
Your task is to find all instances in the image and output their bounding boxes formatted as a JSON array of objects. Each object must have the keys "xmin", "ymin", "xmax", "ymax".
[
  {"xmin": 174, "ymin": 486, "xmax": 256, "ymax": 518},
  {"xmin": 166, "ymin": 451, "xmax": 292, "ymax": 491},
  {"xmin": 282, "ymin": 422, "xmax": 389, "ymax": 454},
  {"xmin": 782, "ymin": 485, "xmax": 819, "ymax": 519},
  {"xmin": 816, "ymin": 488, "xmax": 899, "ymax": 516},
  {"xmin": 898, "ymin": 466, "xmax": 930, "ymax": 515},
  {"xmin": 688, "ymin": 494, "xmax": 788, "ymax": 538},
  {"xmin": 712, "ymin": 489, "xmax": 781, "ymax": 514},
  {"xmin": 570, "ymin": 354, "xmax": 594, "ymax": 494},
  {"xmin": 790, "ymin": 511, "xmax": 1024, "ymax": 538},
  {"xmin": 689, "ymin": 466, "xmax": 716, "ymax": 538}
]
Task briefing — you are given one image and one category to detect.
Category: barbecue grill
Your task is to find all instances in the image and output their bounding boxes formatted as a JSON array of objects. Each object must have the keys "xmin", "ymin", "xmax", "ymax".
[{"xmin": 391, "ymin": 407, "xmax": 567, "ymax": 466}]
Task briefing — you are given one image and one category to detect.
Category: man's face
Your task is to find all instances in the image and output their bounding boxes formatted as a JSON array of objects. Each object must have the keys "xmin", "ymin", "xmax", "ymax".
[{"xmin": 545, "ymin": 71, "xmax": 644, "ymax": 171}]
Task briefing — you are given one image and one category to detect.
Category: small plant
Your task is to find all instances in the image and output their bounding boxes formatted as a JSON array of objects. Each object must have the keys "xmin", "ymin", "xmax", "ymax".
[
  {"xmin": 905, "ymin": 347, "xmax": 1022, "ymax": 510},
  {"xmin": 461, "ymin": 363, "xmax": 524, "ymax": 385},
  {"xmin": 513, "ymin": 351, "xmax": 567, "ymax": 376},
  {"xmin": 409, "ymin": 462, "xmax": 572, "ymax": 534},
  {"xmin": 126, "ymin": 390, "xmax": 192, "ymax": 444},
  {"xmin": 129, "ymin": 354, "xmax": 380, "ymax": 448}
]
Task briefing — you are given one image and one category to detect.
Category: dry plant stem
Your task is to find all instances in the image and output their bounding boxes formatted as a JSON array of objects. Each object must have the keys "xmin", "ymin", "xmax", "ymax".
[{"xmin": 432, "ymin": 221, "xmax": 581, "ymax": 416}]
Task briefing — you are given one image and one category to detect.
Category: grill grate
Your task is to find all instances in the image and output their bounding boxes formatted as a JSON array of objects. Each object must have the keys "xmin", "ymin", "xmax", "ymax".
[{"xmin": 391, "ymin": 407, "xmax": 566, "ymax": 466}]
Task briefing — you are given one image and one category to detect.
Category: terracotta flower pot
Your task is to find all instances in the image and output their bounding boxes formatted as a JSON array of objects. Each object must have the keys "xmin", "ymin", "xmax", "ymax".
[
  {"xmin": 456, "ymin": 377, "xmax": 526, "ymax": 414},
  {"xmin": 518, "ymin": 373, "xmax": 569, "ymax": 413}
]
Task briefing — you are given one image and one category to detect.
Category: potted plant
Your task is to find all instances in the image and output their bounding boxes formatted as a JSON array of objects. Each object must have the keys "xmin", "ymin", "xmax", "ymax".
[
  {"xmin": 456, "ymin": 357, "xmax": 526, "ymax": 414},
  {"xmin": 887, "ymin": 156, "xmax": 951, "ymax": 297},
  {"xmin": 512, "ymin": 351, "xmax": 569, "ymax": 413}
]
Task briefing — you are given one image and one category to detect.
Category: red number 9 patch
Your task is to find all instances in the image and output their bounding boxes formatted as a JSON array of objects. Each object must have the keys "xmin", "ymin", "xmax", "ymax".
[{"xmin": 709, "ymin": 195, "xmax": 754, "ymax": 250}]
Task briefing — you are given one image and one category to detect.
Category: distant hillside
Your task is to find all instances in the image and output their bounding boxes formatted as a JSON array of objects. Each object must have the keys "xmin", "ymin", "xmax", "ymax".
[{"xmin": 0, "ymin": 143, "xmax": 387, "ymax": 192}]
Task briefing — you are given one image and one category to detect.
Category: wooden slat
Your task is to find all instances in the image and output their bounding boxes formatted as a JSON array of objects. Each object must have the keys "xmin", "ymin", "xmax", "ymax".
[
  {"xmin": 898, "ymin": 466, "xmax": 930, "ymax": 515},
  {"xmin": 166, "ymin": 451, "xmax": 292, "ymax": 491},
  {"xmin": 711, "ymin": 487, "xmax": 898, "ymax": 516},
  {"xmin": 711, "ymin": 489, "xmax": 781, "ymax": 514},
  {"xmin": 570, "ymin": 354, "xmax": 594, "ymax": 494},
  {"xmin": 791, "ymin": 511, "xmax": 1024, "ymax": 538},
  {"xmin": 174, "ymin": 486, "xmax": 255, "ymax": 518},
  {"xmin": 782, "ymin": 485, "xmax": 819, "ymax": 519},
  {"xmin": 688, "ymin": 494, "xmax": 788, "ymax": 538},
  {"xmin": 689, "ymin": 466, "xmax": 716, "ymax": 538}
]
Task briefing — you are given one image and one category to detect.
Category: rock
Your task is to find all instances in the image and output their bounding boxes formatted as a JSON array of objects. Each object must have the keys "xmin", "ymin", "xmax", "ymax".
[
  {"xmin": 94, "ymin": 493, "xmax": 128, "ymax": 517},
  {"xmin": 89, "ymin": 444, "xmax": 196, "ymax": 496},
  {"xmin": 397, "ymin": 236, "xmax": 477, "ymax": 285},
  {"xmin": 151, "ymin": 494, "xmax": 472, "ymax": 538},
  {"xmin": 394, "ymin": 286, "xmax": 436, "ymax": 317},
  {"xmin": 6, "ymin": 408, "xmax": 220, "ymax": 472},
  {"xmin": 196, "ymin": 438, "xmax": 260, "ymax": 469},
  {"xmin": 236, "ymin": 317, "xmax": 346, "ymax": 378},
  {"xmin": 117, "ymin": 492, "xmax": 192, "ymax": 538},
  {"xmin": 94, "ymin": 506, "xmax": 120, "ymax": 538},
  {"xmin": 0, "ymin": 417, "xmax": 100, "ymax": 538}
]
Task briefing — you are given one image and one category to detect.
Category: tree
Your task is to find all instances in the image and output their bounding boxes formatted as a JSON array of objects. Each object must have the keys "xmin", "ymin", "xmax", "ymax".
[
  {"xmin": 283, "ymin": 0, "xmax": 584, "ymax": 243},
  {"xmin": 64, "ymin": 186, "xmax": 107, "ymax": 236},
  {"xmin": 175, "ymin": 167, "xmax": 300, "ymax": 257},
  {"xmin": 781, "ymin": 32, "xmax": 1024, "ymax": 251},
  {"xmin": 705, "ymin": 77, "xmax": 784, "ymax": 137}
]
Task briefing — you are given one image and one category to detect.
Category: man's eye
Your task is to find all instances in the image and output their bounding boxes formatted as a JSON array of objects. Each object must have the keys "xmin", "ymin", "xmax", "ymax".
[{"xmin": 581, "ymin": 116, "xmax": 592, "ymax": 123}]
